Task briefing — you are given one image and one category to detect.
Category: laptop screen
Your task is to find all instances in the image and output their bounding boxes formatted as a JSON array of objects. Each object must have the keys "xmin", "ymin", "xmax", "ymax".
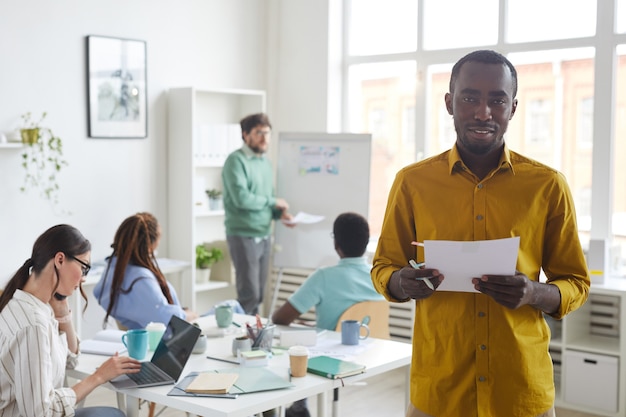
[{"xmin": 151, "ymin": 315, "xmax": 201, "ymax": 380}]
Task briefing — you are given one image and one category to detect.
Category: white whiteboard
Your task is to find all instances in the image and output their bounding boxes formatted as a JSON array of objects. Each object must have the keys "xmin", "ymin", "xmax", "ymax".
[{"xmin": 273, "ymin": 133, "xmax": 371, "ymax": 270}]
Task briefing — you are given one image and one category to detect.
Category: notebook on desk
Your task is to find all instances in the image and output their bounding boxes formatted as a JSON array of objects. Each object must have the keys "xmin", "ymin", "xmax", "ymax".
[
  {"xmin": 110, "ymin": 315, "xmax": 201, "ymax": 389},
  {"xmin": 168, "ymin": 368, "xmax": 294, "ymax": 398},
  {"xmin": 307, "ymin": 355, "xmax": 366, "ymax": 379}
]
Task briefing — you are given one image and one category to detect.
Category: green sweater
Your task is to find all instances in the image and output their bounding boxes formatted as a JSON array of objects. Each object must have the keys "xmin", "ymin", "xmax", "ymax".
[{"xmin": 222, "ymin": 145, "xmax": 282, "ymax": 237}]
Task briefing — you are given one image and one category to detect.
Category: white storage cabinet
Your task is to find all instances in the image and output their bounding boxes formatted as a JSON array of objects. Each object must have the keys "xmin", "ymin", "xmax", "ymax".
[
  {"xmin": 167, "ymin": 87, "xmax": 266, "ymax": 312},
  {"xmin": 549, "ymin": 277, "xmax": 626, "ymax": 416}
]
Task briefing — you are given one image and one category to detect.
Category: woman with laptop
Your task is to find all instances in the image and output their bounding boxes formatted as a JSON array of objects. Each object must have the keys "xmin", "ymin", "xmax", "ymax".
[
  {"xmin": 94, "ymin": 212, "xmax": 198, "ymax": 329},
  {"xmin": 0, "ymin": 224, "xmax": 142, "ymax": 416}
]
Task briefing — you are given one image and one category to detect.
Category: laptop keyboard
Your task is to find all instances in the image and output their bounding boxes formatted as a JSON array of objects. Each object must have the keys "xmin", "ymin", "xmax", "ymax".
[{"xmin": 128, "ymin": 363, "xmax": 169, "ymax": 385}]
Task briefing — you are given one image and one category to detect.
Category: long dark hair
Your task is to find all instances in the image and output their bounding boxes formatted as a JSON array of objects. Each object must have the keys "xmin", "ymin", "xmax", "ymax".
[
  {"xmin": 0, "ymin": 224, "xmax": 91, "ymax": 312},
  {"xmin": 101, "ymin": 212, "xmax": 173, "ymax": 324}
]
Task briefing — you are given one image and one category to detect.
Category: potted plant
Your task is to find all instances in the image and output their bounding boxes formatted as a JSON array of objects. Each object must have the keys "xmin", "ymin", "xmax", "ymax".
[
  {"xmin": 19, "ymin": 112, "xmax": 68, "ymax": 208},
  {"xmin": 195, "ymin": 243, "xmax": 224, "ymax": 283},
  {"xmin": 206, "ymin": 188, "xmax": 223, "ymax": 211}
]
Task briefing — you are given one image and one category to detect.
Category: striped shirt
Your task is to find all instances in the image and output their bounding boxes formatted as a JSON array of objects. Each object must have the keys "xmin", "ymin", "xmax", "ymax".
[{"xmin": 0, "ymin": 290, "xmax": 78, "ymax": 416}]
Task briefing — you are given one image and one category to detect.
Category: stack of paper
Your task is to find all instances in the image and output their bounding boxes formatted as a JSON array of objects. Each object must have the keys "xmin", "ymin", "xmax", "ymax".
[{"xmin": 81, "ymin": 329, "xmax": 127, "ymax": 356}]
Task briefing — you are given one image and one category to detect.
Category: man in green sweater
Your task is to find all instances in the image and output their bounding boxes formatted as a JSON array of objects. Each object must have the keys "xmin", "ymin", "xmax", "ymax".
[{"xmin": 222, "ymin": 113, "xmax": 294, "ymax": 315}]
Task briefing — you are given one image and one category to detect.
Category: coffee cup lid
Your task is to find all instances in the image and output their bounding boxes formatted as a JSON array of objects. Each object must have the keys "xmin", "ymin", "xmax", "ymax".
[
  {"xmin": 146, "ymin": 322, "xmax": 166, "ymax": 330},
  {"xmin": 288, "ymin": 345, "xmax": 309, "ymax": 356}
]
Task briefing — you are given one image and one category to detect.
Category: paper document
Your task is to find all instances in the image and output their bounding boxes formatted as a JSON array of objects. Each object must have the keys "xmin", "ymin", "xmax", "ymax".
[
  {"xmin": 424, "ymin": 237, "xmax": 520, "ymax": 293},
  {"xmin": 81, "ymin": 329, "xmax": 127, "ymax": 355},
  {"xmin": 282, "ymin": 212, "xmax": 325, "ymax": 225}
]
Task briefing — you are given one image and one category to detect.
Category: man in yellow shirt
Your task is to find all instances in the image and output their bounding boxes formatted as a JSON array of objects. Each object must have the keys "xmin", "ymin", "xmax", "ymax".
[{"xmin": 372, "ymin": 50, "xmax": 590, "ymax": 417}]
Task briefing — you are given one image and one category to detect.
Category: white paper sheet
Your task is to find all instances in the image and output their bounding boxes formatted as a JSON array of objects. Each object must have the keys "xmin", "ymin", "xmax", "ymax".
[
  {"xmin": 282, "ymin": 212, "xmax": 325, "ymax": 225},
  {"xmin": 424, "ymin": 237, "xmax": 520, "ymax": 293}
]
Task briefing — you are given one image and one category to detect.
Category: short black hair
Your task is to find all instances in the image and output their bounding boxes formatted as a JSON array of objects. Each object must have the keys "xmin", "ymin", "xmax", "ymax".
[
  {"xmin": 449, "ymin": 50, "xmax": 518, "ymax": 98},
  {"xmin": 333, "ymin": 212, "xmax": 370, "ymax": 257},
  {"xmin": 240, "ymin": 113, "xmax": 272, "ymax": 138}
]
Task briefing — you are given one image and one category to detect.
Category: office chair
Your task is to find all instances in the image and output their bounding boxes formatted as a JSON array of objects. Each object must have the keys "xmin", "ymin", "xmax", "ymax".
[{"xmin": 334, "ymin": 300, "xmax": 391, "ymax": 339}]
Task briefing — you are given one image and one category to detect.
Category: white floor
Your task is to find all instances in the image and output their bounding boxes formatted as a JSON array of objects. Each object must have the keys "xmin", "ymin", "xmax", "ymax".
[{"xmin": 82, "ymin": 367, "xmax": 602, "ymax": 417}]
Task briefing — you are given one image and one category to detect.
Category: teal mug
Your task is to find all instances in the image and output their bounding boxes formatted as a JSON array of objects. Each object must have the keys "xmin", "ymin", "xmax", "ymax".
[
  {"xmin": 215, "ymin": 305, "xmax": 234, "ymax": 328},
  {"xmin": 122, "ymin": 329, "xmax": 149, "ymax": 360}
]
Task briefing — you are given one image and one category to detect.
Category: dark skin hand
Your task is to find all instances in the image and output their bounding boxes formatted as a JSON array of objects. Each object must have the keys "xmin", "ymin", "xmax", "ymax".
[
  {"xmin": 389, "ymin": 267, "xmax": 560, "ymax": 315},
  {"xmin": 472, "ymin": 270, "xmax": 561, "ymax": 314},
  {"xmin": 388, "ymin": 266, "xmax": 444, "ymax": 301}
]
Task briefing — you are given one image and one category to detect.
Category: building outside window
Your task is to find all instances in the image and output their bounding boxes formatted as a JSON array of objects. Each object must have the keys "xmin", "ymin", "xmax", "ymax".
[{"xmin": 343, "ymin": 0, "xmax": 626, "ymax": 275}]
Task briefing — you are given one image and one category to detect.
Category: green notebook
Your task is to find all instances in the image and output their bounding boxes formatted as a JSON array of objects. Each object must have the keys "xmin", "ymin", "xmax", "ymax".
[{"xmin": 307, "ymin": 355, "xmax": 366, "ymax": 379}]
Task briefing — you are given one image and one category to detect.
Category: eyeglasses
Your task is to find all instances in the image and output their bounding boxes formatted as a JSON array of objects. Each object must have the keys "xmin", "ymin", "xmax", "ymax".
[{"xmin": 68, "ymin": 255, "xmax": 91, "ymax": 276}]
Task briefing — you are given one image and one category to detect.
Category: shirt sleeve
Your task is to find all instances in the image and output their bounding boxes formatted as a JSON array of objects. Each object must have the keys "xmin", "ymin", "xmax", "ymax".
[
  {"xmin": 542, "ymin": 173, "xmax": 590, "ymax": 319},
  {"xmin": 371, "ymin": 172, "xmax": 416, "ymax": 302},
  {"xmin": 12, "ymin": 325, "xmax": 76, "ymax": 417},
  {"xmin": 288, "ymin": 270, "xmax": 324, "ymax": 314}
]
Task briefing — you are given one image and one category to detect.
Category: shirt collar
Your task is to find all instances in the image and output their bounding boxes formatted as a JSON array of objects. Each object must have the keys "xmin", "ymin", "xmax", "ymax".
[
  {"xmin": 338, "ymin": 256, "xmax": 369, "ymax": 266},
  {"xmin": 447, "ymin": 143, "xmax": 515, "ymax": 175},
  {"xmin": 14, "ymin": 289, "xmax": 53, "ymax": 317},
  {"xmin": 241, "ymin": 144, "xmax": 266, "ymax": 159}
]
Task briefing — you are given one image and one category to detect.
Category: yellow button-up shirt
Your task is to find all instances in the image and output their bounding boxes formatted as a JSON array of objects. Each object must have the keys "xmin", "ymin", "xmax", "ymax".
[{"xmin": 372, "ymin": 145, "xmax": 590, "ymax": 417}]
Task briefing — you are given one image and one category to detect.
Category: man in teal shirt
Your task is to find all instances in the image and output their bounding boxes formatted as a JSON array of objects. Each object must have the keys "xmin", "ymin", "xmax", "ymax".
[
  {"xmin": 272, "ymin": 212, "xmax": 384, "ymax": 329},
  {"xmin": 272, "ymin": 212, "xmax": 384, "ymax": 417},
  {"xmin": 222, "ymin": 113, "xmax": 293, "ymax": 314}
]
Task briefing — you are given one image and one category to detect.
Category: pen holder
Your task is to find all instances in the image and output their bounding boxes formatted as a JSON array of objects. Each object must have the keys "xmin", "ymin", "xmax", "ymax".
[{"xmin": 252, "ymin": 324, "xmax": 275, "ymax": 353}]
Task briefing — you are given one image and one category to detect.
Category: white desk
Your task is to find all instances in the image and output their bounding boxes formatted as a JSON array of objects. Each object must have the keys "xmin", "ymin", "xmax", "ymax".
[{"xmin": 67, "ymin": 315, "xmax": 412, "ymax": 417}]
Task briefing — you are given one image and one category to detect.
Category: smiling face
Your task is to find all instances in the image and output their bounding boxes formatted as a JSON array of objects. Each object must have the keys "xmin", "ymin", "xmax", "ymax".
[{"xmin": 445, "ymin": 61, "xmax": 517, "ymax": 156}]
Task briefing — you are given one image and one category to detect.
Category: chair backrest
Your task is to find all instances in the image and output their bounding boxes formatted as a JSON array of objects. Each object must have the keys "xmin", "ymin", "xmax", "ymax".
[
  {"xmin": 335, "ymin": 300, "xmax": 391, "ymax": 339},
  {"xmin": 116, "ymin": 320, "xmax": 128, "ymax": 331}
]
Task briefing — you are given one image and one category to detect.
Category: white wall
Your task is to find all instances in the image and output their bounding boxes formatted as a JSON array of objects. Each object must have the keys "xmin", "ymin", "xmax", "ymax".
[
  {"xmin": 0, "ymin": 0, "xmax": 335, "ymax": 285},
  {"xmin": 0, "ymin": 0, "xmax": 270, "ymax": 282},
  {"xmin": 267, "ymin": 0, "xmax": 334, "ymax": 133}
]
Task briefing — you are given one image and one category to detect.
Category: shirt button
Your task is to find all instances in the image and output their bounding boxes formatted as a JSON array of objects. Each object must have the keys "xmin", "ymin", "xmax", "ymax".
[
  {"xmin": 477, "ymin": 184, "xmax": 483, "ymax": 189},
  {"xmin": 478, "ymin": 312, "xmax": 485, "ymax": 317},
  {"xmin": 476, "ymin": 215, "xmax": 484, "ymax": 220},
  {"xmin": 480, "ymin": 344, "xmax": 487, "ymax": 350},
  {"xmin": 478, "ymin": 376, "xmax": 486, "ymax": 382}
]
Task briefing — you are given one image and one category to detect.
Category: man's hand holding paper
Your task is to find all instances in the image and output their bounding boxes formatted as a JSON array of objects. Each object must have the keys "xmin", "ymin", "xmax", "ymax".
[
  {"xmin": 472, "ymin": 270, "xmax": 537, "ymax": 309},
  {"xmin": 394, "ymin": 237, "xmax": 521, "ymax": 301},
  {"xmin": 423, "ymin": 236, "xmax": 520, "ymax": 293}
]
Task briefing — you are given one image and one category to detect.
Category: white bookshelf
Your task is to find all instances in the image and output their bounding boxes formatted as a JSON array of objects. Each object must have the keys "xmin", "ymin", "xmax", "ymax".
[{"xmin": 167, "ymin": 87, "xmax": 266, "ymax": 312}]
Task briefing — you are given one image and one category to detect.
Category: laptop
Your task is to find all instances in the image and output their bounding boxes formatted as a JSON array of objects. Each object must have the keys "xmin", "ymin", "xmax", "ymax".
[{"xmin": 110, "ymin": 315, "xmax": 201, "ymax": 389}]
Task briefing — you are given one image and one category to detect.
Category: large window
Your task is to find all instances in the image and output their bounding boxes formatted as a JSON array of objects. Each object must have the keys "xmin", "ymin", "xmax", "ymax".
[{"xmin": 344, "ymin": 0, "xmax": 626, "ymax": 275}]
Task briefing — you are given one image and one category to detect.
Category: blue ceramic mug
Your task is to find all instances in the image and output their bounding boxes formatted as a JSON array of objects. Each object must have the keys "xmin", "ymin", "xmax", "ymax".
[
  {"xmin": 341, "ymin": 319, "xmax": 369, "ymax": 345},
  {"xmin": 122, "ymin": 329, "xmax": 149, "ymax": 360}
]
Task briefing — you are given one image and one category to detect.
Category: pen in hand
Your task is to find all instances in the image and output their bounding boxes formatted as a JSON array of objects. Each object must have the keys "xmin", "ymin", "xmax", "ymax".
[{"xmin": 409, "ymin": 259, "xmax": 434, "ymax": 290}]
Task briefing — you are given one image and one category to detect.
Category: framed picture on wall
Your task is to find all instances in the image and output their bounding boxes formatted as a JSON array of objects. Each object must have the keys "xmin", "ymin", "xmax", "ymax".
[{"xmin": 86, "ymin": 35, "xmax": 147, "ymax": 138}]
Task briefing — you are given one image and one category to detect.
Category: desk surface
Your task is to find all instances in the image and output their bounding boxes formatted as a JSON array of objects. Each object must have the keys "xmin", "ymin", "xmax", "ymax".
[{"xmin": 68, "ymin": 315, "xmax": 412, "ymax": 417}]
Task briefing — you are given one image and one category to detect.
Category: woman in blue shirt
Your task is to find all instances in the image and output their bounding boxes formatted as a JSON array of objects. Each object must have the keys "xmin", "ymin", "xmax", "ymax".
[{"xmin": 94, "ymin": 212, "xmax": 198, "ymax": 329}]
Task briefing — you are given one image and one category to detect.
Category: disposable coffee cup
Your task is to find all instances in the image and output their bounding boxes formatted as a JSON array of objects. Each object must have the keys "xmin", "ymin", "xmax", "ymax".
[
  {"xmin": 145, "ymin": 322, "xmax": 166, "ymax": 351},
  {"xmin": 288, "ymin": 345, "xmax": 309, "ymax": 377}
]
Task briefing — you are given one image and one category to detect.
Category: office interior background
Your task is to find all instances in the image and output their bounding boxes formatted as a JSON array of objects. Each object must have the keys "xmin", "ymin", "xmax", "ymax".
[{"xmin": 1, "ymin": 0, "xmax": 625, "ymax": 287}]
